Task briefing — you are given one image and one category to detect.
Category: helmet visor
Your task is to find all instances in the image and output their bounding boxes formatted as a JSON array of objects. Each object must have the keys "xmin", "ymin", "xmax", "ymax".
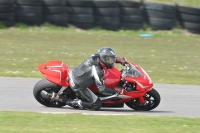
[{"xmin": 104, "ymin": 56, "xmax": 116, "ymax": 64}]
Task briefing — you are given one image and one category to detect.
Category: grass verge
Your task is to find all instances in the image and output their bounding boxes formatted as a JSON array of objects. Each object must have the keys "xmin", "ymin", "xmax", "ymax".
[
  {"xmin": 0, "ymin": 111, "xmax": 199, "ymax": 133},
  {"xmin": 0, "ymin": 24, "xmax": 200, "ymax": 85}
]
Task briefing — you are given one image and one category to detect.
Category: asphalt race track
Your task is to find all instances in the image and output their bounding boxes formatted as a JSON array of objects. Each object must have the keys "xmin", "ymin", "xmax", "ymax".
[{"xmin": 0, "ymin": 77, "xmax": 200, "ymax": 118}]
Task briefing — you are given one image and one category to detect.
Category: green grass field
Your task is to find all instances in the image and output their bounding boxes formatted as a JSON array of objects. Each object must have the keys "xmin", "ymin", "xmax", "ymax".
[
  {"xmin": 0, "ymin": 0, "xmax": 200, "ymax": 131},
  {"xmin": 0, "ymin": 111, "xmax": 199, "ymax": 133},
  {"xmin": 144, "ymin": 0, "xmax": 200, "ymax": 7},
  {"xmin": 0, "ymin": 24, "xmax": 200, "ymax": 85}
]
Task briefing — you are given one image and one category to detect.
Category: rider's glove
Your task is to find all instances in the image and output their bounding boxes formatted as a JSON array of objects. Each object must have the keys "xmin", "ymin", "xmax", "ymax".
[{"xmin": 116, "ymin": 57, "xmax": 127, "ymax": 66}]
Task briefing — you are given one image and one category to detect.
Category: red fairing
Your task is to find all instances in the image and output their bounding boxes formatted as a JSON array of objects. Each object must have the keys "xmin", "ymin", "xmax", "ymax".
[
  {"xmin": 38, "ymin": 60, "xmax": 70, "ymax": 86},
  {"xmin": 124, "ymin": 63, "xmax": 153, "ymax": 91},
  {"xmin": 89, "ymin": 67, "xmax": 121, "ymax": 92},
  {"xmin": 104, "ymin": 67, "xmax": 121, "ymax": 88}
]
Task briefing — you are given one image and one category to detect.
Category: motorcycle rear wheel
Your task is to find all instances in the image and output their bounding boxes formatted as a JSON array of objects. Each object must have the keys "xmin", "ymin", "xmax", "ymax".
[
  {"xmin": 125, "ymin": 88, "xmax": 160, "ymax": 111},
  {"xmin": 33, "ymin": 78, "xmax": 66, "ymax": 107}
]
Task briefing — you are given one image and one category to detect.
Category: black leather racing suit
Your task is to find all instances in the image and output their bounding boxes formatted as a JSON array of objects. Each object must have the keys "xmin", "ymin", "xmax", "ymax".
[{"xmin": 68, "ymin": 54, "xmax": 116, "ymax": 110}]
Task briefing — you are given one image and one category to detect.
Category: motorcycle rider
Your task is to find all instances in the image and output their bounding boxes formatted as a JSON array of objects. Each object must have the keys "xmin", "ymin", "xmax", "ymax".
[{"xmin": 66, "ymin": 47, "xmax": 126, "ymax": 110}]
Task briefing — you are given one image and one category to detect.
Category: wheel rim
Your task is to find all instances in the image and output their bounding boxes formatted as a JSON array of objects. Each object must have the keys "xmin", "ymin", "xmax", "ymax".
[{"xmin": 129, "ymin": 93, "xmax": 156, "ymax": 110}]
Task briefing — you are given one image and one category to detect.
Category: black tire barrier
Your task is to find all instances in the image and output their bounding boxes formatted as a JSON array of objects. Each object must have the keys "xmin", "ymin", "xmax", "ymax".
[
  {"xmin": 67, "ymin": 7, "xmax": 93, "ymax": 15},
  {"xmin": 121, "ymin": 7, "xmax": 144, "ymax": 16},
  {"xmin": 119, "ymin": 0, "xmax": 142, "ymax": 8},
  {"xmin": 187, "ymin": 29, "xmax": 200, "ymax": 34},
  {"xmin": 0, "ymin": 20, "xmax": 15, "ymax": 27},
  {"xmin": 149, "ymin": 18, "xmax": 176, "ymax": 30},
  {"xmin": 177, "ymin": 5, "xmax": 200, "ymax": 34},
  {"xmin": 121, "ymin": 23, "xmax": 143, "ymax": 30},
  {"xmin": 120, "ymin": 1, "xmax": 144, "ymax": 30},
  {"xmin": 0, "ymin": 0, "xmax": 200, "ymax": 34},
  {"xmin": 145, "ymin": 9, "xmax": 176, "ymax": 19},
  {"xmin": 95, "ymin": 16, "xmax": 120, "ymax": 25},
  {"xmin": 44, "ymin": 6, "xmax": 67, "ymax": 14},
  {"xmin": 0, "ymin": 0, "xmax": 16, "ymax": 27},
  {"xmin": 94, "ymin": 8, "xmax": 120, "ymax": 16},
  {"xmin": 177, "ymin": 5, "xmax": 200, "ymax": 15},
  {"xmin": 94, "ymin": 1, "xmax": 120, "ymax": 30},
  {"xmin": 44, "ymin": 14, "xmax": 68, "ymax": 26},
  {"xmin": 121, "ymin": 15, "xmax": 144, "ymax": 23},
  {"xmin": 67, "ymin": 0, "xmax": 93, "ymax": 7},
  {"xmin": 16, "ymin": 5, "xmax": 43, "ymax": 14},
  {"xmin": 144, "ymin": 2, "xmax": 176, "ymax": 30},
  {"xmin": 15, "ymin": 5, "xmax": 43, "ymax": 26},
  {"xmin": 181, "ymin": 22, "xmax": 200, "ymax": 30},
  {"xmin": 42, "ymin": 0, "xmax": 67, "ymax": 6},
  {"xmin": 144, "ymin": 2, "xmax": 176, "ymax": 13},
  {"xmin": 69, "ymin": 15, "xmax": 94, "ymax": 23},
  {"xmin": 0, "ymin": 0, "xmax": 15, "ymax": 5},
  {"xmin": 16, "ymin": 0, "xmax": 42, "ymax": 6},
  {"xmin": 0, "ymin": 5, "xmax": 15, "ymax": 13},
  {"xmin": 179, "ymin": 13, "xmax": 200, "ymax": 23},
  {"xmin": 0, "ymin": 13, "xmax": 15, "ymax": 21},
  {"xmin": 16, "ymin": 14, "xmax": 43, "ymax": 26},
  {"xmin": 94, "ymin": 0, "xmax": 119, "ymax": 8},
  {"xmin": 67, "ymin": 1, "xmax": 94, "ymax": 29}
]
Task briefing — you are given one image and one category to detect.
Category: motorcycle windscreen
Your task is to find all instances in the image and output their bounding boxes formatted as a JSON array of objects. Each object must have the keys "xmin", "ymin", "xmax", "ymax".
[{"xmin": 104, "ymin": 67, "xmax": 121, "ymax": 88}]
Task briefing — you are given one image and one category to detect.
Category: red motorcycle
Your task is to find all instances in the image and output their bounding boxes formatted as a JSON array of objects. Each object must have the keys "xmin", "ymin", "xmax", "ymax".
[{"xmin": 33, "ymin": 60, "xmax": 160, "ymax": 111}]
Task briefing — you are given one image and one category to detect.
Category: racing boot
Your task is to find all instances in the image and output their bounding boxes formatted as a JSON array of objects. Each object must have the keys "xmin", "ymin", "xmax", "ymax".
[
  {"xmin": 66, "ymin": 99, "xmax": 94, "ymax": 110},
  {"xmin": 66, "ymin": 99, "xmax": 83, "ymax": 109}
]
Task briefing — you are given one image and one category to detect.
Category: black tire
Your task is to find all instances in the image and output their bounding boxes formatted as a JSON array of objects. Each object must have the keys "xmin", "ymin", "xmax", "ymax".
[
  {"xmin": 181, "ymin": 22, "xmax": 200, "ymax": 30},
  {"xmin": 69, "ymin": 15, "xmax": 94, "ymax": 23},
  {"xmin": 145, "ymin": 9, "xmax": 176, "ymax": 19},
  {"xmin": 16, "ymin": 0, "xmax": 42, "ymax": 6},
  {"xmin": 42, "ymin": 0, "xmax": 67, "ymax": 6},
  {"xmin": 187, "ymin": 29, "xmax": 200, "ymax": 34},
  {"xmin": 121, "ymin": 23, "xmax": 144, "ymax": 30},
  {"xmin": 121, "ymin": 15, "xmax": 144, "ymax": 23},
  {"xmin": 95, "ymin": 16, "xmax": 120, "ymax": 25},
  {"xmin": 0, "ymin": 20, "xmax": 15, "ymax": 27},
  {"xmin": 179, "ymin": 13, "xmax": 200, "ymax": 23},
  {"xmin": 0, "ymin": 13, "xmax": 15, "ymax": 21},
  {"xmin": 94, "ymin": 0, "xmax": 119, "ymax": 8},
  {"xmin": 33, "ymin": 79, "xmax": 66, "ymax": 107},
  {"xmin": 16, "ymin": 5, "xmax": 43, "ymax": 14},
  {"xmin": 144, "ymin": 2, "xmax": 176, "ymax": 13},
  {"xmin": 177, "ymin": 5, "xmax": 200, "ymax": 15},
  {"xmin": 0, "ymin": 0, "xmax": 15, "ymax": 5},
  {"xmin": 44, "ymin": 14, "xmax": 68, "ymax": 26},
  {"xmin": 16, "ymin": 14, "xmax": 43, "ymax": 26},
  {"xmin": 16, "ymin": 14, "xmax": 42, "ymax": 26},
  {"xmin": 44, "ymin": 6, "xmax": 67, "ymax": 14},
  {"xmin": 94, "ymin": 7, "xmax": 120, "ymax": 16},
  {"xmin": 0, "ymin": 5, "xmax": 15, "ymax": 13},
  {"xmin": 97, "ymin": 24, "xmax": 120, "ymax": 31},
  {"xmin": 119, "ymin": 0, "xmax": 142, "ymax": 8},
  {"xmin": 67, "ymin": 7, "xmax": 93, "ymax": 15},
  {"xmin": 67, "ymin": 0, "xmax": 93, "ymax": 7},
  {"xmin": 121, "ymin": 7, "xmax": 144, "ymax": 16},
  {"xmin": 126, "ymin": 88, "xmax": 161, "ymax": 111},
  {"xmin": 149, "ymin": 17, "xmax": 176, "ymax": 28}
]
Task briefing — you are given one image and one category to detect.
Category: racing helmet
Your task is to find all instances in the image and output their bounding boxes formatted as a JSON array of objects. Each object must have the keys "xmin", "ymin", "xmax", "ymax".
[{"xmin": 98, "ymin": 47, "xmax": 116, "ymax": 68}]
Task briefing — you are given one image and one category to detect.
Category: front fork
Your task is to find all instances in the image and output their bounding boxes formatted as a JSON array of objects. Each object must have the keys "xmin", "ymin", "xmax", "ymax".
[{"xmin": 139, "ymin": 97, "xmax": 145, "ymax": 104}]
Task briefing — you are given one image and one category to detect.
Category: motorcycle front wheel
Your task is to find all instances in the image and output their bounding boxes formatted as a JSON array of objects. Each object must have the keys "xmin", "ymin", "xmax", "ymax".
[
  {"xmin": 125, "ymin": 88, "xmax": 161, "ymax": 111},
  {"xmin": 33, "ymin": 78, "xmax": 66, "ymax": 107}
]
